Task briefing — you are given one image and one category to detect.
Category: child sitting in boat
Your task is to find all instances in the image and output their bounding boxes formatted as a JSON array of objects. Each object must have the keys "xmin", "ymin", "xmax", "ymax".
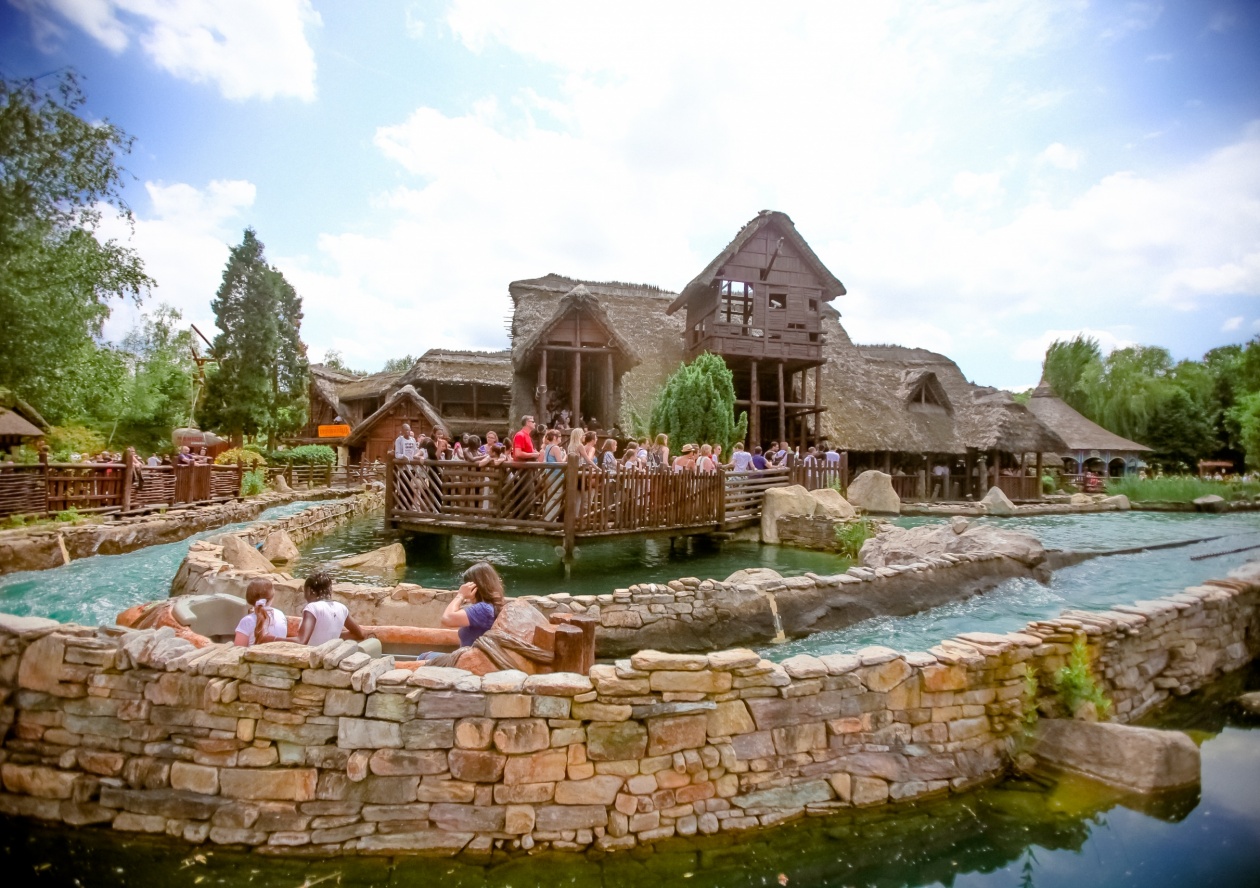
[
  {"xmin": 298, "ymin": 570, "xmax": 370, "ymax": 648},
  {"xmin": 233, "ymin": 578, "xmax": 287, "ymax": 647},
  {"xmin": 418, "ymin": 562, "xmax": 506, "ymax": 661}
]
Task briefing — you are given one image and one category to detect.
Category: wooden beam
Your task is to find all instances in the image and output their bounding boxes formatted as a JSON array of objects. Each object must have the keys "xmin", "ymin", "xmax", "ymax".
[
  {"xmin": 777, "ymin": 362, "xmax": 786, "ymax": 442},
  {"xmin": 537, "ymin": 350, "xmax": 547, "ymax": 421},
  {"xmin": 814, "ymin": 365, "xmax": 822, "ymax": 445},
  {"xmin": 759, "ymin": 237, "xmax": 784, "ymax": 281},
  {"xmin": 572, "ymin": 350, "xmax": 581, "ymax": 422},
  {"xmin": 604, "ymin": 350, "xmax": 614, "ymax": 430},
  {"xmin": 749, "ymin": 360, "xmax": 759, "ymax": 447}
]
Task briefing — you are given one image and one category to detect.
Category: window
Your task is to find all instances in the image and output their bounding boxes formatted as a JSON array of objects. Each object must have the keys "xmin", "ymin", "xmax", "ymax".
[
  {"xmin": 769, "ymin": 293, "xmax": 787, "ymax": 310},
  {"xmin": 808, "ymin": 298, "xmax": 818, "ymax": 312},
  {"xmin": 719, "ymin": 281, "xmax": 754, "ymax": 327}
]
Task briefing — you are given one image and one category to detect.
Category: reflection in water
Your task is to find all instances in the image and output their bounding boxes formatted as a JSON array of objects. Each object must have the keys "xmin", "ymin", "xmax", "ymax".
[{"xmin": 3, "ymin": 666, "xmax": 1257, "ymax": 888}]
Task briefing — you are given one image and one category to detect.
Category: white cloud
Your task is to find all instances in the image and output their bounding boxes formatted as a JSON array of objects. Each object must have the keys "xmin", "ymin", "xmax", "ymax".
[
  {"xmin": 14, "ymin": 0, "xmax": 321, "ymax": 101},
  {"xmin": 1039, "ymin": 142, "xmax": 1083, "ymax": 170},
  {"xmin": 1013, "ymin": 328, "xmax": 1136, "ymax": 363},
  {"xmin": 96, "ymin": 179, "xmax": 256, "ymax": 341},
  {"xmin": 1223, "ymin": 316, "xmax": 1244, "ymax": 331}
]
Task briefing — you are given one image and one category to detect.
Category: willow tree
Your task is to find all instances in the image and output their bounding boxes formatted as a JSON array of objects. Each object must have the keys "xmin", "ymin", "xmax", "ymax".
[{"xmin": 649, "ymin": 352, "xmax": 748, "ymax": 452}]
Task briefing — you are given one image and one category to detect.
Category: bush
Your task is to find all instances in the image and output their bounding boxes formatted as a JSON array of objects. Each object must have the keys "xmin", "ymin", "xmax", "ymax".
[
  {"xmin": 242, "ymin": 442, "xmax": 266, "ymax": 455},
  {"xmin": 1053, "ymin": 638, "xmax": 1111, "ymax": 720},
  {"xmin": 46, "ymin": 425, "xmax": 106, "ymax": 462},
  {"xmin": 240, "ymin": 467, "xmax": 267, "ymax": 497},
  {"xmin": 214, "ymin": 447, "xmax": 266, "ymax": 469},
  {"xmin": 266, "ymin": 444, "xmax": 336, "ymax": 466},
  {"xmin": 1041, "ymin": 474, "xmax": 1056, "ymax": 494},
  {"xmin": 834, "ymin": 518, "xmax": 877, "ymax": 561},
  {"xmin": 55, "ymin": 507, "xmax": 82, "ymax": 524},
  {"xmin": 1104, "ymin": 475, "xmax": 1260, "ymax": 503}
]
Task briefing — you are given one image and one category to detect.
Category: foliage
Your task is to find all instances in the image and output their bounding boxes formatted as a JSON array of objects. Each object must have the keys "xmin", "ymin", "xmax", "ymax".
[
  {"xmin": 649, "ymin": 353, "xmax": 748, "ymax": 453},
  {"xmin": 266, "ymin": 444, "xmax": 336, "ymax": 466},
  {"xmin": 242, "ymin": 442, "xmax": 266, "ymax": 455},
  {"xmin": 46, "ymin": 425, "xmax": 106, "ymax": 461},
  {"xmin": 1009, "ymin": 388, "xmax": 1032, "ymax": 405},
  {"xmin": 55, "ymin": 507, "xmax": 82, "ymax": 524},
  {"xmin": 323, "ymin": 350, "xmax": 366, "ymax": 376},
  {"xmin": 1042, "ymin": 335, "xmax": 1102, "ymax": 417},
  {"xmin": 1040, "ymin": 474, "xmax": 1055, "ymax": 494},
  {"xmin": 833, "ymin": 518, "xmax": 877, "ymax": 561},
  {"xmin": 0, "ymin": 72, "xmax": 152, "ymax": 423},
  {"xmin": 198, "ymin": 229, "xmax": 309, "ymax": 446},
  {"xmin": 214, "ymin": 447, "xmax": 266, "ymax": 469},
  {"xmin": 239, "ymin": 467, "xmax": 267, "ymax": 497},
  {"xmin": 1053, "ymin": 638, "xmax": 1111, "ymax": 719},
  {"xmin": 381, "ymin": 354, "xmax": 417, "ymax": 374},
  {"xmin": 1228, "ymin": 391, "xmax": 1260, "ymax": 471},
  {"xmin": 1104, "ymin": 475, "xmax": 1260, "ymax": 503},
  {"xmin": 5, "ymin": 514, "xmax": 27, "ymax": 528}
]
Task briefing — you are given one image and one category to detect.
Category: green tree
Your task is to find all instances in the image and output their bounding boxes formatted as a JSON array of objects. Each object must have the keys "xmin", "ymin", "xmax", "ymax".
[
  {"xmin": 0, "ymin": 72, "xmax": 151, "ymax": 422},
  {"xmin": 382, "ymin": 354, "xmax": 417, "ymax": 373},
  {"xmin": 322, "ymin": 350, "xmax": 365, "ymax": 376},
  {"xmin": 199, "ymin": 229, "xmax": 309, "ymax": 446},
  {"xmin": 109, "ymin": 304, "xmax": 195, "ymax": 452},
  {"xmin": 1230, "ymin": 391, "xmax": 1260, "ymax": 471},
  {"xmin": 1042, "ymin": 335, "xmax": 1102, "ymax": 416},
  {"xmin": 649, "ymin": 353, "xmax": 748, "ymax": 453},
  {"xmin": 1089, "ymin": 345, "xmax": 1176, "ymax": 442},
  {"xmin": 1144, "ymin": 387, "xmax": 1215, "ymax": 472}
]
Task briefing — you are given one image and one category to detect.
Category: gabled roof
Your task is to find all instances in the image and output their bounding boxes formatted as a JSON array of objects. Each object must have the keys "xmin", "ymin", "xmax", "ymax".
[
  {"xmin": 667, "ymin": 210, "xmax": 846, "ymax": 316},
  {"xmin": 513, "ymin": 284, "xmax": 641, "ymax": 366},
  {"xmin": 1025, "ymin": 382, "xmax": 1152, "ymax": 453},
  {"xmin": 343, "ymin": 385, "xmax": 446, "ymax": 447},
  {"xmin": 309, "ymin": 365, "xmax": 353, "ymax": 420},
  {"xmin": 0, "ymin": 388, "xmax": 49, "ymax": 433},
  {"xmin": 898, "ymin": 369, "xmax": 952, "ymax": 412},
  {"xmin": 401, "ymin": 349, "xmax": 512, "ymax": 388},
  {"xmin": 337, "ymin": 369, "xmax": 405, "ymax": 401}
]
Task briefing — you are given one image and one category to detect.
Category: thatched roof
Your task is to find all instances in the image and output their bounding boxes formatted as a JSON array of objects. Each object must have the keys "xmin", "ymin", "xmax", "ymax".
[
  {"xmin": 343, "ymin": 385, "xmax": 446, "ymax": 447},
  {"xmin": 0, "ymin": 388, "xmax": 49, "ymax": 433},
  {"xmin": 401, "ymin": 349, "xmax": 512, "ymax": 388},
  {"xmin": 1026, "ymin": 382, "xmax": 1151, "ymax": 453},
  {"xmin": 512, "ymin": 282, "xmax": 644, "ymax": 366},
  {"xmin": 0, "ymin": 408, "xmax": 44, "ymax": 438},
  {"xmin": 309, "ymin": 365, "xmax": 354, "ymax": 420},
  {"xmin": 667, "ymin": 210, "xmax": 846, "ymax": 316},
  {"xmin": 963, "ymin": 386, "xmax": 1068, "ymax": 454},
  {"xmin": 337, "ymin": 369, "xmax": 405, "ymax": 401}
]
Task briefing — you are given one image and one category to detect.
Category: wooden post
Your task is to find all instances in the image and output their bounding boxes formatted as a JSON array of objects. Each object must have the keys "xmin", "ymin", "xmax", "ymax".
[
  {"xmin": 572, "ymin": 350, "xmax": 581, "ymax": 425},
  {"xmin": 991, "ymin": 448, "xmax": 1000, "ymax": 492},
  {"xmin": 1035, "ymin": 451, "xmax": 1044, "ymax": 500},
  {"xmin": 553, "ymin": 624, "xmax": 585, "ymax": 674},
  {"xmin": 749, "ymin": 360, "xmax": 759, "ymax": 447},
  {"xmin": 562, "ymin": 453, "xmax": 579, "ymax": 568},
  {"xmin": 537, "ymin": 350, "xmax": 548, "ymax": 421},
  {"xmin": 555, "ymin": 613, "xmax": 598, "ymax": 672},
  {"xmin": 236, "ymin": 456, "xmax": 245, "ymax": 499},
  {"xmin": 384, "ymin": 453, "xmax": 396, "ymax": 528},
  {"xmin": 840, "ymin": 451, "xmax": 849, "ymax": 491},
  {"xmin": 472, "ymin": 383, "xmax": 479, "ymax": 422},
  {"xmin": 604, "ymin": 351, "xmax": 614, "ymax": 431},
  {"xmin": 717, "ymin": 466, "xmax": 727, "ymax": 530},
  {"xmin": 813, "ymin": 364, "xmax": 822, "ymax": 445},
  {"xmin": 777, "ymin": 362, "xmax": 786, "ymax": 443},
  {"xmin": 39, "ymin": 445, "xmax": 50, "ymax": 516},
  {"xmin": 120, "ymin": 447, "xmax": 135, "ymax": 513},
  {"xmin": 883, "ymin": 451, "xmax": 892, "ymax": 474}
]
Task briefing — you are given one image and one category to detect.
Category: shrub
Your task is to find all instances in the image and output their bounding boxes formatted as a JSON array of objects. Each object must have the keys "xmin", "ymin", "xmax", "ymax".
[
  {"xmin": 266, "ymin": 444, "xmax": 336, "ymax": 466},
  {"xmin": 1053, "ymin": 638, "xmax": 1111, "ymax": 720},
  {"xmin": 1041, "ymin": 474, "xmax": 1056, "ymax": 494},
  {"xmin": 834, "ymin": 518, "xmax": 877, "ymax": 561},
  {"xmin": 1104, "ymin": 475, "xmax": 1260, "ymax": 503},
  {"xmin": 55, "ymin": 507, "xmax": 82, "ymax": 524},
  {"xmin": 46, "ymin": 425, "xmax": 106, "ymax": 462},
  {"xmin": 6, "ymin": 514, "xmax": 28, "ymax": 528},
  {"xmin": 214, "ymin": 447, "xmax": 266, "ymax": 469},
  {"xmin": 242, "ymin": 442, "xmax": 266, "ymax": 455},
  {"xmin": 240, "ymin": 468, "xmax": 267, "ymax": 497}
]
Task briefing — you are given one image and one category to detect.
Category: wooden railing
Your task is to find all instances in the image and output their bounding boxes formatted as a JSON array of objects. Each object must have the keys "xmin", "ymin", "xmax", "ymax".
[{"xmin": 994, "ymin": 475, "xmax": 1042, "ymax": 501}]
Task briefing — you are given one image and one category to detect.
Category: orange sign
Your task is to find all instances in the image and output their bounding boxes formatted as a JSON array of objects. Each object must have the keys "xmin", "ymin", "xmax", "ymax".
[{"xmin": 318, "ymin": 424, "xmax": 351, "ymax": 438}]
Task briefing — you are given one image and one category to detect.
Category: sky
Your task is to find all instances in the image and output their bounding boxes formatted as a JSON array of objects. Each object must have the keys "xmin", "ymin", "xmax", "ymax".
[{"xmin": 3, "ymin": 0, "xmax": 1259, "ymax": 390}]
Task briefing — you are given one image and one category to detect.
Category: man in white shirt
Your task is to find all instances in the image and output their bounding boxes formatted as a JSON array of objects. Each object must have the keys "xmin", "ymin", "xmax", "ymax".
[
  {"xmin": 824, "ymin": 445, "xmax": 841, "ymax": 464},
  {"xmin": 394, "ymin": 424, "xmax": 418, "ymax": 460},
  {"xmin": 730, "ymin": 442, "xmax": 753, "ymax": 472}
]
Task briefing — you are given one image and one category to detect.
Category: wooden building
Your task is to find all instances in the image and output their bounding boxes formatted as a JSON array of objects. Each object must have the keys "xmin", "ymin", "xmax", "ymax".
[
  {"xmin": 343, "ymin": 385, "xmax": 446, "ymax": 464},
  {"xmin": 666, "ymin": 211, "xmax": 846, "ymax": 446},
  {"xmin": 399, "ymin": 350, "xmax": 512, "ymax": 439},
  {"xmin": 1024, "ymin": 381, "xmax": 1151, "ymax": 477},
  {"xmin": 0, "ymin": 388, "xmax": 49, "ymax": 455}
]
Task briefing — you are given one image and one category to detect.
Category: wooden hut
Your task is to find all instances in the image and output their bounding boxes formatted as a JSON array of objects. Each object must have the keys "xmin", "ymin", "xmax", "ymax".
[
  {"xmin": 399, "ymin": 349, "xmax": 512, "ymax": 439},
  {"xmin": 0, "ymin": 389, "xmax": 49, "ymax": 455},
  {"xmin": 666, "ymin": 211, "xmax": 846, "ymax": 445},
  {"xmin": 342, "ymin": 385, "xmax": 446, "ymax": 464},
  {"xmin": 509, "ymin": 275, "xmax": 685, "ymax": 432},
  {"xmin": 1024, "ymin": 381, "xmax": 1151, "ymax": 477}
]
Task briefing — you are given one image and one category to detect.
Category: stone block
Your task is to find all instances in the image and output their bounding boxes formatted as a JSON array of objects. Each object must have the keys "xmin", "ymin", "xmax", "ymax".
[
  {"xmin": 324, "ymin": 689, "xmax": 366, "ymax": 717},
  {"xmin": 571, "ymin": 701, "xmax": 632, "ymax": 722},
  {"xmin": 355, "ymin": 831, "xmax": 473, "ymax": 855},
  {"xmin": 921, "ymin": 664, "xmax": 968, "ymax": 692},
  {"xmin": 493, "ymin": 718, "xmax": 550, "ymax": 754},
  {"xmin": 2, "ymin": 764, "xmax": 78, "ymax": 799},
  {"xmin": 504, "ymin": 804, "xmax": 535, "ymax": 834},
  {"xmin": 731, "ymin": 780, "xmax": 833, "ymax": 809},
  {"xmin": 851, "ymin": 776, "xmax": 889, "ymax": 806},
  {"xmin": 632, "ymin": 651, "xmax": 709, "ymax": 671},
  {"xmin": 772, "ymin": 722, "xmax": 826, "ymax": 755},
  {"xmin": 493, "ymin": 782, "xmax": 556, "ymax": 804},
  {"xmin": 454, "ymin": 717, "xmax": 495, "ymax": 749},
  {"xmin": 415, "ymin": 691, "xmax": 485, "ymax": 718},
  {"xmin": 534, "ymin": 804, "xmax": 608, "ymax": 831},
  {"xmin": 531, "ymin": 695, "xmax": 572, "ymax": 719},
  {"xmin": 416, "ymin": 777, "xmax": 476, "ymax": 803},
  {"xmin": 429, "ymin": 803, "xmax": 505, "ymax": 832},
  {"xmin": 646, "ymin": 714, "xmax": 708, "ymax": 756},
  {"xmin": 1030, "ymin": 720, "xmax": 1201, "ymax": 792},
  {"xmin": 948, "ymin": 716, "xmax": 990, "ymax": 741},
  {"xmin": 401, "ymin": 719, "xmax": 455, "ymax": 749},
  {"xmin": 503, "ymin": 748, "xmax": 567, "ymax": 785},
  {"xmin": 256, "ymin": 719, "xmax": 338, "ymax": 746},
  {"xmin": 368, "ymin": 749, "xmax": 448, "ymax": 776},
  {"xmin": 364, "ymin": 775, "xmax": 420, "ymax": 804},
  {"xmin": 170, "ymin": 762, "xmax": 219, "ymax": 795},
  {"xmin": 649, "ymin": 670, "xmax": 733, "ymax": 694},
  {"xmin": 362, "ymin": 803, "xmax": 431, "ymax": 822},
  {"xmin": 337, "ymin": 717, "xmax": 402, "ymax": 749},
  {"xmin": 448, "ymin": 749, "xmax": 507, "ymax": 783},
  {"xmin": 219, "ymin": 768, "xmax": 317, "ymax": 801},
  {"xmin": 486, "ymin": 693, "xmax": 532, "ymax": 719},
  {"xmin": 586, "ymin": 721, "xmax": 649, "ymax": 762},
  {"xmin": 860, "ymin": 658, "xmax": 913, "ymax": 693},
  {"xmin": 365, "ymin": 693, "xmax": 415, "ymax": 722},
  {"xmin": 554, "ymin": 775, "xmax": 623, "ymax": 805},
  {"xmin": 523, "ymin": 673, "xmax": 594, "ymax": 696}
]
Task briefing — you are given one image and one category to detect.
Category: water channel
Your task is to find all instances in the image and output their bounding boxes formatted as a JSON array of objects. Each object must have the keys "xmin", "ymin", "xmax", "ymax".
[{"xmin": 3, "ymin": 661, "xmax": 1257, "ymax": 887}]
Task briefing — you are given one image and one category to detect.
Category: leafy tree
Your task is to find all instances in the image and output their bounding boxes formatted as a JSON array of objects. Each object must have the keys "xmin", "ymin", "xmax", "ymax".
[
  {"xmin": 0, "ymin": 71, "xmax": 151, "ymax": 422},
  {"xmin": 110, "ymin": 304, "xmax": 195, "ymax": 452},
  {"xmin": 199, "ymin": 229, "xmax": 309, "ymax": 446},
  {"xmin": 1144, "ymin": 387, "xmax": 1215, "ymax": 472},
  {"xmin": 649, "ymin": 353, "xmax": 748, "ymax": 453},
  {"xmin": 1042, "ymin": 335, "xmax": 1102, "ymax": 416},
  {"xmin": 1089, "ymin": 345, "xmax": 1176, "ymax": 442},
  {"xmin": 382, "ymin": 354, "xmax": 417, "ymax": 373},
  {"xmin": 322, "ymin": 349, "xmax": 365, "ymax": 376}
]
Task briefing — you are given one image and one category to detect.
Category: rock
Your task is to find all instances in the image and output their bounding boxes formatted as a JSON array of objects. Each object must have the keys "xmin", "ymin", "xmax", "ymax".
[
  {"xmin": 845, "ymin": 471, "xmax": 901, "ymax": 515},
  {"xmin": 723, "ymin": 567, "xmax": 783, "ymax": 585},
  {"xmin": 1193, "ymin": 495, "xmax": 1226, "ymax": 513},
  {"xmin": 951, "ymin": 516, "xmax": 970, "ymax": 535},
  {"xmin": 1102, "ymin": 494, "xmax": 1131, "ymax": 511},
  {"xmin": 220, "ymin": 535, "xmax": 277, "ymax": 574},
  {"xmin": 859, "ymin": 521, "xmax": 1045, "ymax": 569},
  {"xmin": 808, "ymin": 487, "xmax": 856, "ymax": 520},
  {"xmin": 1069, "ymin": 493, "xmax": 1093, "ymax": 506},
  {"xmin": 761, "ymin": 486, "xmax": 817, "ymax": 544},
  {"xmin": 979, "ymin": 486, "xmax": 1016, "ymax": 516},
  {"xmin": 259, "ymin": 530, "xmax": 300, "ymax": 563},
  {"xmin": 1236, "ymin": 691, "xmax": 1260, "ymax": 715},
  {"xmin": 1029, "ymin": 719, "xmax": 1200, "ymax": 793},
  {"xmin": 334, "ymin": 543, "xmax": 406, "ymax": 572},
  {"xmin": 272, "ymin": 474, "xmax": 292, "ymax": 493}
]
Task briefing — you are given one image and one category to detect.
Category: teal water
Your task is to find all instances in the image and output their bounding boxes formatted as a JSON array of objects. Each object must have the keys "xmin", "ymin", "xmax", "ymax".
[
  {"xmin": 294, "ymin": 514, "xmax": 850, "ymax": 598},
  {"xmin": 766, "ymin": 511, "xmax": 1260, "ymax": 660},
  {"xmin": 2, "ymin": 662, "xmax": 1257, "ymax": 887},
  {"xmin": 0, "ymin": 501, "xmax": 322, "ymax": 626}
]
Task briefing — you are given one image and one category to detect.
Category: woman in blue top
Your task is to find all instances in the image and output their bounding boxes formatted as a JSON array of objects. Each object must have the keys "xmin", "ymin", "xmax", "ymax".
[{"xmin": 440, "ymin": 561, "xmax": 505, "ymax": 647}]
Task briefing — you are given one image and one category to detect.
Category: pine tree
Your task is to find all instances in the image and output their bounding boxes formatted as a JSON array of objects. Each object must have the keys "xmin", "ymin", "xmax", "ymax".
[
  {"xmin": 650, "ymin": 352, "xmax": 748, "ymax": 453},
  {"xmin": 199, "ymin": 229, "xmax": 308, "ymax": 445}
]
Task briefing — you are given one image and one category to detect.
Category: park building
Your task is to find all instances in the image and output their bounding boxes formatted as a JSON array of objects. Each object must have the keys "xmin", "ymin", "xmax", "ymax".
[{"xmin": 299, "ymin": 210, "xmax": 1145, "ymax": 496}]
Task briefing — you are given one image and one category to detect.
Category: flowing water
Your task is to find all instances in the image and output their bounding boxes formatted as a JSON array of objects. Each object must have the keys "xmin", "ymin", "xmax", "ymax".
[
  {"xmin": 2, "ymin": 662, "xmax": 1257, "ymax": 887},
  {"xmin": 0, "ymin": 501, "xmax": 323, "ymax": 626},
  {"xmin": 765, "ymin": 511, "xmax": 1260, "ymax": 661}
]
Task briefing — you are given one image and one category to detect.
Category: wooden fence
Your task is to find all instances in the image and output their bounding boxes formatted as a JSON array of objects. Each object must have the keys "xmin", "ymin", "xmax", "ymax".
[{"xmin": 994, "ymin": 475, "xmax": 1042, "ymax": 501}]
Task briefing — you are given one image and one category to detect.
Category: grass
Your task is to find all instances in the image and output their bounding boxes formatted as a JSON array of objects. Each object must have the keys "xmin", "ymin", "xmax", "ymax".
[
  {"xmin": 1104, "ymin": 475, "xmax": 1260, "ymax": 503},
  {"xmin": 834, "ymin": 518, "xmax": 877, "ymax": 560},
  {"xmin": 240, "ymin": 468, "xmax": 268, "ymax": 497},
  {"xmin": 1053, "ymin": 638, "xmax": 1111, "ymax": 720}
]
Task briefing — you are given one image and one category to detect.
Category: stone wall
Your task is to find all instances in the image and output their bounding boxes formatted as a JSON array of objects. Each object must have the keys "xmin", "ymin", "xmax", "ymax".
[
  {"xmin": 2, "ymin": 562, "xmax": 1256, "ymax": 856},
  {"xmin": 171, "ymin": 542, "xmax": 1039, "ymax": 656}
]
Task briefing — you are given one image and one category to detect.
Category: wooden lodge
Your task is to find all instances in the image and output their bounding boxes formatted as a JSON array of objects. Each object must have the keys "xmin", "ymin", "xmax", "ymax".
[
  {"xmin": 0, "ymin": 388, "xmax": 49, "ymax": 455},
  {"xmin": 1025, "ymin": 381, "xmax": 1151, "ymax": 482}
]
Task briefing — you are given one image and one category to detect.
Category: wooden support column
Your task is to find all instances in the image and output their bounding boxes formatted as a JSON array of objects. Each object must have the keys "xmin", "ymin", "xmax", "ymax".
[
  {"xmin": 883, "ymin": 451, "xmax": 892, "ymax": 474},
  {"xmin": 1035, "ymin": 451, "xmax": 1044, "ymax": 500},
  {"xmin": 749, "ymin": 360, "xmax": 759, "ymax": 447},
  {"xmin": 777, "ymin": 362, "xmax": 786, "ymax": 443},
  {"xmin": 813, "ymin": 364, "xmax": 822, "ymax": 444},
  {"xmin": 571, "ymin": 350, "xmax": 581, "ymax": 424},
  {"xmin": 472, "ymin": 383, "xmax": 478, "ymax": 422},
  {"xmin": 537, "ymin": 350, "xmax": 548, "ymax": 420},
  {"xmin": 604, "ymin": 351, "xmax": 614, "ymax": 430},
  {"xmin": 991, "ymin": 448, "xmax": 1000, "ymax": 491},
  {"xmin": 120, "ymin": 447, "xmax": 135, "ymax": 513},
  {"xmin": 562, "ymin": 453, "xmax": 579, "ymax": 572},
  {"xmin": 384, "ymin": 453, "xmax": 396, "ymax": 528},
  {"xmin": 552, "ymin": 624, "xmax": 585, "ymax": 673}
]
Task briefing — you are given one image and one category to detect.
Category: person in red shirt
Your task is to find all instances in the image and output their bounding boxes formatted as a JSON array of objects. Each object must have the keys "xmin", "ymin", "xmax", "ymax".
[{"xmin": 513, "ymin": 415, "xmax": 540, "ymax": 461}]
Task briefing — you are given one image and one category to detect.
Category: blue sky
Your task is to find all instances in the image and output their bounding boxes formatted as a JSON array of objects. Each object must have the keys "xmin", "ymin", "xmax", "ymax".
[{"xmin": 3, "ymin": 1, "xmax": 1258, "ymax": 389}]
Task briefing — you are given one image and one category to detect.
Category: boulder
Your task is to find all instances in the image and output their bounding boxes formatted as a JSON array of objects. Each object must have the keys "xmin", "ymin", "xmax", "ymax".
[
  {"xmin": 950, "ymin": 516, "xmax": 970, "ymax": 535},
  {"xmin": 859, "ymin": 521, "xmax": 1046, "ymax": 569},
  {"xmin": 761, "ymin": 485, "xmax": 817, "ymax": 544},
  {"xmin": 334, "ymin": 543, "xmax": 407, "ymax": 572},
  {"xmin": 979, "ymin": 486, "xmax": 1016, "ymax": 516},
  {"xmin": 1029, "ymin": 719, "xmax": 1200, "ymax": 793},
  {"xmin": 220, "ymin": 535, "xmax": 277, "ymax": 574},
  {"xmin": 845, "ymin": 471, "xmax": 901, "ymax": 515},
  {"xmin": 1069, "ymin": 493, "xmax": 1093, "ymax": 505},
  {"xmin": 272, "ymin": 474, "xmax": 292, "ymax": 493},
  {"xmin": 1101, "ymin": 494, "xmax": 1130, "ymax": 510},
  {"xmin": 809, "ymin": 487, "xmax": 856, "ymax": 520},
  {"xmin": 1193, "ymin": 495, "xmax": 1227, "ymax": 514},
  {"xmin": 724, "ymin": 567, "xmax": 783, "ymax": 585},
  {"xmin": 259, "ymin": 529, "xmax": 301, "ymax": 564},
  {"xmin": 1236, "ymin": 691, "xmax": 1260, "ymax": 716}
]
